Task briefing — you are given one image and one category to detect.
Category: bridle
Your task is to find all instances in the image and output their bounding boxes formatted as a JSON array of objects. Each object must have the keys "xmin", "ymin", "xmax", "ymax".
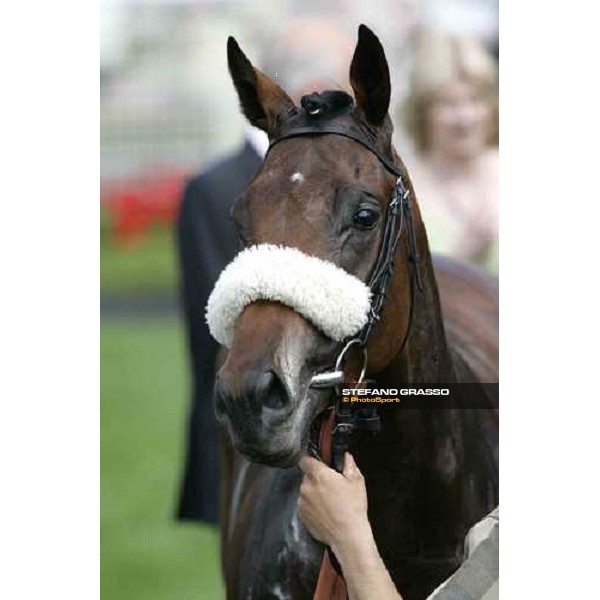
[{"xmin": 267, "ymin": 124, "xmax": 424, "ymax": 392}]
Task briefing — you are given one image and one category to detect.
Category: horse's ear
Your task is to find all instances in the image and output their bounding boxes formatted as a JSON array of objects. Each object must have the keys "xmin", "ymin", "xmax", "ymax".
[
  {"xmin": 349, "ymin": 25, "xmax": 391, "ymax": 126},
  {"xmin": 227, "ymin": 36, "xmax": 295, "ymax": 135}
]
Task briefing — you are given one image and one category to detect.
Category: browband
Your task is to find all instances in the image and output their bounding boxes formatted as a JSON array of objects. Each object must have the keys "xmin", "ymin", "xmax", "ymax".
[{"xmin": 268, "ymin": 125, "xmax": 402, "ymax": 177}]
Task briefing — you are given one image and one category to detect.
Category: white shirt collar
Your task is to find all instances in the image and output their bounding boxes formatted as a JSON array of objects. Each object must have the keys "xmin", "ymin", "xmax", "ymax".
[{"xmin": 245, "ymin": 126, "xmax": 269, "ymax": 158}]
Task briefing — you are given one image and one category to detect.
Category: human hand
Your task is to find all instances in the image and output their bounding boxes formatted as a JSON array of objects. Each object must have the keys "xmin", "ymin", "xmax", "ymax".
[
  {"xmin": 297, "ymin": 452, "xmax": 371, "ymax": 551},
  {"xmin": 298, "ymin": 453, "xmax": 402, "ymax": 600}
]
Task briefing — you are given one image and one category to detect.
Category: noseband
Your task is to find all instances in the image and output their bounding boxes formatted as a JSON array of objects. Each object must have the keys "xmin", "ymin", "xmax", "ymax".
[{"xmin": 267, "ymin": 125, "xmax": 424, "ymax": 388}]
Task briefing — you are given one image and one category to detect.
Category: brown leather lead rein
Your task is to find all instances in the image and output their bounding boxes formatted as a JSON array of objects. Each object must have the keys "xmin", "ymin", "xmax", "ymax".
[{"xmin": 312, "ymin": 410, "xmax": 348, "ymax": 600}]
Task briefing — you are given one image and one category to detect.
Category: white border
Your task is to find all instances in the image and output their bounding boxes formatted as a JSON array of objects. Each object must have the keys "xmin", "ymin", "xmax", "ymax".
[
  {"xmin": 0, "ymin": 1, "xmax": 99, "ymax": 599},
  {"xmin": 501, "ymin": 1, "xmax": 600, "ymax": 597},
  {"xmin": 1, "ymin": 1, "xmax": 599, "ymax": 598}
]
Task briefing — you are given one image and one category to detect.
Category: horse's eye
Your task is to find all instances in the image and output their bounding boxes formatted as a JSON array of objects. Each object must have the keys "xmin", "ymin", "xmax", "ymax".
[{"xmin": 352, "ymin": 208, "xmax": 379, "ymax": 229}]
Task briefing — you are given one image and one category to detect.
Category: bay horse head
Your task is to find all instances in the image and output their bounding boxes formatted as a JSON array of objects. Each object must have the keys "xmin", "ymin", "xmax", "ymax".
[{"xmin": 212, "ymin": 25, "xmax": 425, "ymax": 467}]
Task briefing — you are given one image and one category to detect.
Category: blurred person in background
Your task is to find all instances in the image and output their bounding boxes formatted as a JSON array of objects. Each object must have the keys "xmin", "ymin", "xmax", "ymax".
[
  {"xmin": 403, "ymin": 32, "xmax": 499, "ymax": 271},
  {"xmin": 176, "ymin": 18, "xmax": 355, "ymax": 524}
]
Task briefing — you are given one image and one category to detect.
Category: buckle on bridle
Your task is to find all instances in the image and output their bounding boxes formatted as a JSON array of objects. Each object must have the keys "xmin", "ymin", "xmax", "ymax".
[
  {"xmin": 390, "ymin": 175, "xmax": 409, "ymax": 209},
  {"xmin": 309, "ymin": 338, "xmax": 368, "ymax": 389}
]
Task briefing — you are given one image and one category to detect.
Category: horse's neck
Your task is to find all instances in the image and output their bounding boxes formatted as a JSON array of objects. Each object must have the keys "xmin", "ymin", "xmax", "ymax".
[
  {"xmin": 382, "ymin": 227, "xmax": 458, "ymax": 385},
  {"xmin": 407, "ymin": 247, "xmax": 457, "ymax": 383},
  {"xmin": 358, "ymin": 211, "xmax": 491, "ymax": 496},
  {"xmin": 349, "ymin": 191, "xmax": 497, "ymax": 570},
  {"xmin": 353, "ymin": 402, "xmax": 497, "ymax": 591}
]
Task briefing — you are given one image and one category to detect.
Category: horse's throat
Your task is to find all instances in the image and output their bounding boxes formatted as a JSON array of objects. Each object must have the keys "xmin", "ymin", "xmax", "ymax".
[{"xmin": 381, "ymin": 253, "xmax": 456, "ymax": 385}]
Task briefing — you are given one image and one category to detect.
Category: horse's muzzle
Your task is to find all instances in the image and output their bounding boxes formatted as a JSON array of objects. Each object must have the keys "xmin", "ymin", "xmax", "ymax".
[{"xmin": 215, "ymin": 369, "xmax": 293, "ymax": 426}]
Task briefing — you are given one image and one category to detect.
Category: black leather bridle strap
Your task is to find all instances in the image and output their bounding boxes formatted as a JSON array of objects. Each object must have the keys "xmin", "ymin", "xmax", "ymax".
[{"xmin": 268, "ymin": 125, "xmax": 402, "ymax": 177}]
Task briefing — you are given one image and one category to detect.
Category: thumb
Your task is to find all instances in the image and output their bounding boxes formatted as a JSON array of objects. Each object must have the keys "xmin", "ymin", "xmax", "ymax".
[
  {"xmin": 299, "ymin": 454, "xmax": 328, "ymax": 477},
  {"xmin": 343, "ymin": 452, "xmax": 359, "ymax": 477}
]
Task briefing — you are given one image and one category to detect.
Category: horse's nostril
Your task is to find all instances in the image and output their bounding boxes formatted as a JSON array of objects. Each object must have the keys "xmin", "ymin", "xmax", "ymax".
[{"xmin": 255, "ymin": 370, "xmax": 289, "ymax": 411}]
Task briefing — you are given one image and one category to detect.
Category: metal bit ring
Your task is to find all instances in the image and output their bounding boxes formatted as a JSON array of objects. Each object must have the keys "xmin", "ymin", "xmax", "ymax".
[{"xmin": 334, "ymin": 339, "xmax": 368, "ymax": 385}]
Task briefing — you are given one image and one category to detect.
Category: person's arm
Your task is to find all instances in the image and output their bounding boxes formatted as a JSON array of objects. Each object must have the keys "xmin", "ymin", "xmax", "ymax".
[{"xmin": 298, "ymin": 454, "xmax": 402, "ymax": 600}]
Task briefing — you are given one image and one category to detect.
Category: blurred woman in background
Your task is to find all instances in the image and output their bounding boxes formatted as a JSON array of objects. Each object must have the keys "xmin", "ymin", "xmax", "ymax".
[{"xmin": 403, "ymin": 33, "xmax": 499, "ymax": 272}]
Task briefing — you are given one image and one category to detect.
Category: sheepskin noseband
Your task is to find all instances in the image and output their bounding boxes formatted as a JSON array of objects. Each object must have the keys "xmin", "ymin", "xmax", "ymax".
[{"xmin": 206, "ymin": 244, "xmax": 372, "ymax": 348}]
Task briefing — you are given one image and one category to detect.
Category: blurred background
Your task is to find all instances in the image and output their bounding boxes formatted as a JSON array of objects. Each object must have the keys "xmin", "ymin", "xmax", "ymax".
[{"xmin": 100, "ymin": 1, "xmax": 498, "ymax": 599}]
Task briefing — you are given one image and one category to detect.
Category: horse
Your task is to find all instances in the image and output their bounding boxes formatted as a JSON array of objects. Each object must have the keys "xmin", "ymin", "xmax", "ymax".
[{"xmin": 211, "ymin": 25, "xmax": 499, "ymax": 600}]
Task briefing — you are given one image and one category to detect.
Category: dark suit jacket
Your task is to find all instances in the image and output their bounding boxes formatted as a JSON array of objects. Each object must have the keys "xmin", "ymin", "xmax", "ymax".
[{"xmin": 176, "ymin": 141, "xmax": 262, "ymax": 523}]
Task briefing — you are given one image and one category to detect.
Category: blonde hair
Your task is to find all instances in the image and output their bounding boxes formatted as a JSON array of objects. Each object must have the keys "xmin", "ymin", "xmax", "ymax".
[{"xmin": 404, "ymin": 32, "xmax": 498, "ymax": 152}]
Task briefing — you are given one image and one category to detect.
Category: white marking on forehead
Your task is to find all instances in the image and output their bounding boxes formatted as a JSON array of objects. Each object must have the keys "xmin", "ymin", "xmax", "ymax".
[{"xmin": 290, "ymin": 172, "xmax": 304, "ymax": 183}]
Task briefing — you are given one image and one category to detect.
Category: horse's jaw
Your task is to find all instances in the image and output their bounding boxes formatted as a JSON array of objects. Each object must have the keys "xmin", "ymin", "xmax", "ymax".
[{"xmin": 223, "ymin": 379, "xmax": 334, "ymax": 469}]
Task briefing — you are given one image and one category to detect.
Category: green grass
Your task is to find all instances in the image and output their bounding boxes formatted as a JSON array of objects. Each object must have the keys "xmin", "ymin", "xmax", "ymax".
[
  {"xmin": 100, "ymin": 212, "xmax": 178, "ymax": 294},
  {"xmin": 101, "ymin": 319, "xmax": 225, "ymax": 600}
]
